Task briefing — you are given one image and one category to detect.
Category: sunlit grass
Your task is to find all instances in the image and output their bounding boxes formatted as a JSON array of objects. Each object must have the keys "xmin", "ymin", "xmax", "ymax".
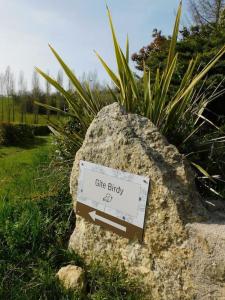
[
  {"xmin": 0, "ymin": 137, "xmax": 143, "ymax": 299},
  {"xmin": 0, "ymin": 136, "xmax": 53, "ymax": 200}
]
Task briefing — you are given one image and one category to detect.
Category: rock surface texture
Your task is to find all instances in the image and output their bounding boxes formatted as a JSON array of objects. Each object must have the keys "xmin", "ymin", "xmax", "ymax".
[
  {"xmin": 186, "ymin": 223, "xmax": 225, "ymax": 299},
  {"xmin": 69, "ymin": 103, "xmax": 225, "ymax": 299}
]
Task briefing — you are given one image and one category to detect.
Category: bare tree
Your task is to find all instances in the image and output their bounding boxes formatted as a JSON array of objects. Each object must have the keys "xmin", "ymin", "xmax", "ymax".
[
  {"xmin": 18, "ymin": 71, "xmax": 27, "ymax": 96},
  {"xmin": 10, "ymin": 72, "xmax": 15, "ymax": 122},
  {"xmin": 57, "ymin": 69, "xmax": 63, "ymax": 87},
  {"xmin": 32, "ymin": 71, "xmax": 41, "ymax": 96},
  {"xmin": 0, "ymin": 73, "xmax": 5, "ymax": 121},
  {"xmin": 45, "ymin": 71, "xmax": 51, "ymax": 96},
  {"xmin": 18, "ymin": 71, "xmax": 27, "ymax": 123},
  {"xmin": 189, "ymin": 0, "xmax": 225, "ymax": 25},
  {"xmin": 4, "ymin": 66, "xmax": 15, "ymax": 122},
  {"xmin": 67, "ymin": 78, "xmax": 73, "ymax": 93},
  {"xmin": 32, "ymin": 71, "xmax": 41, "ymax": 124},
  {"xmin": 56, "ymin": 69, "xmax": 64, "ymax": 118},
  {"xmin": 67, "ymin": 69, "xmax": 76, "ymax": 93},
  {"xmin": 45, "ymin": 70, "xmax": 51, "ymax": 120},
  {"xmin": 4, "ymin": 66, "xmax": 11, "ymax": 98},
  {"xmin": 81, "ymin": 70, "xmax": 100, "ymax": 90},
  {"xmin": 4, "ymin": 66, "xmax": 15, "ymax": 96},
  {"xmin": 0, "ymin": 73, "xmax": 4, "ymax": 95}
]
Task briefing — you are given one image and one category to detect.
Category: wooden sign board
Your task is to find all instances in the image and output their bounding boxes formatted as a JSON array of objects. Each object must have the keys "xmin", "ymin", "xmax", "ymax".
[{"xmin": 76, "ymin": 160, "xmax": 150, "ymax": 242}]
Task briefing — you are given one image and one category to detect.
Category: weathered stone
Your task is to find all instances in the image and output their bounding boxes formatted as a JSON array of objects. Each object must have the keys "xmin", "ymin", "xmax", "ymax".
[
  {"xmin": 186, "ymin": 223, "xmax": 225, "ymax": 299},
  {"xmin": 56, "ymin": 265, "xmax": 85, "ymax": 291},
  {"xmin": 69, "ymin": 103, "xmax": 225, "ymax": 299}
]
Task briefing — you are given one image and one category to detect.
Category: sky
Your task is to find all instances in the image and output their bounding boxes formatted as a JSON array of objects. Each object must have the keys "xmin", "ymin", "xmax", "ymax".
[{"xmin": 0, "ymin": 0, "xmax": 189, "ymax": 91}]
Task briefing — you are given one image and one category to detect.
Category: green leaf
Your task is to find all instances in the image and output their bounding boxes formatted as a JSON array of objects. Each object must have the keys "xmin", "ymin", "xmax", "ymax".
[
  {"xmin": 48, "ymin": 45, "xmax": 97, "ymax": 115},
  {"xmin": 34, "ymin": 101, "xmax": 74, "ymax": 118},
  {"xmin": 165, "ymin": 1, "xmax": 182, "ymax": 73},
  {"xmin": 95, "ymin": 51, "xmax": 120, "ymax": 88},
  {"xmin": 126, "ymin": 35, "xmax": 129, "ymax": 63},
  {"xmin": 191, "ymin": 162, "xmax": 216, "ymax": 183}
]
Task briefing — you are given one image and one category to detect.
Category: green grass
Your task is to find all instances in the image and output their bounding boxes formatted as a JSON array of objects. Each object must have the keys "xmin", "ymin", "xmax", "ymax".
[
  {"xmin": 0, "ymin": 136, "xmax": 54, "ymax": 201},
  {"xmin": 0, "ymin": 138, "xmax": 144, "ymax": 299}
]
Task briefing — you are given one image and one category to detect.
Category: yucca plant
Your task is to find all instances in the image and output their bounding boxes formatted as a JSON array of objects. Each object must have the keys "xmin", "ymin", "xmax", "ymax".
[
  {"xmin": 35, "ymin": 51, "xmax": 113, "ymax": 152},
  {"xmin": 36, "ymin": 1, "xmax": 225, "ymax": 197}
]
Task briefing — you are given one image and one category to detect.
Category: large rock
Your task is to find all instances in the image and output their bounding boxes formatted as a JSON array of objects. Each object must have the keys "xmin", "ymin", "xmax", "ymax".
[{"xmin": 69, "ymin": 103, "xmax": 224, "ymax": 299}]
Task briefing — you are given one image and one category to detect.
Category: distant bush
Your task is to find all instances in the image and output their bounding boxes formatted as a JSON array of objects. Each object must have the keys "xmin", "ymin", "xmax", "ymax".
[
  {"xmin": 0, "ymin": 123, "xmax": 50, "ymax": 146},
  {"xmin": 30, "ymin": 124, "xmax": 50, "ymax": 136},
  {"xmin": 0, "ymin": 123, "xmax": 34, "ymax": 146}
]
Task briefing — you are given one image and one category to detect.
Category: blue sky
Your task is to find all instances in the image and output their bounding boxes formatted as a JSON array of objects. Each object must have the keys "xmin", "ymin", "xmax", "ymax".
[{"xmin": 0, "ymin": 0, "xmax": 189, "ymax": 90}]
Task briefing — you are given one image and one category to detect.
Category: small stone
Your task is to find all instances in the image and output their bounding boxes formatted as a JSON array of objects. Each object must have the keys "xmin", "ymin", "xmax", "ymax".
[{"xmin": 56, "ymin": 265, "xmax": 85, "ymax": 291}]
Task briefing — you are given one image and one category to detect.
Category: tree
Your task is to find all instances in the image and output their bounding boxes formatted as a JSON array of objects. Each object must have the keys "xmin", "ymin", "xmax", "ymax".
[
  {"xmin": 67, "ymin": 78, "xmax": 73, "ymax": 93},
  {"xmin": 132, "ymin": 19, "xmax": 225, "ymax": 123},
  {"xmin": 32, "ymin": 71, "xmax": 41, "ymax": 124},
  {"xmin": 45, "ymin": 71, "xmax": 51, "ymax": 119},
  {"xmin": 131, "ymin": 29, "xmax": 169, "ymax": 72},
  {"xmin": 189, "ymin": 0, "xmax": 225, "ymax": 25},
  {"xmin": 32, "ymin": 71, "xmax": 41, "ymax": 96},
  {"xmin": 56, "ymin": 69, "xmax": 64, "ymax": 116},
  {"xmin": 4, "ymin": 66, "xmax": 15, "ymax": 97},
  {"xmin": 67, "ymin": 69, "xmax": 76, "ymax": 93},
  {"xmin": 45, "ymin": 71, "xmax": 51, "ymax": 96},
  {"xmin": 4, "ymin": 66, "xmax": 15, "ymax": 121},
  {"xmin": 81, "ymin": 70, "xmax": 100, "ymax": 90},
  {"xmin": 18, "ymin": 71, "xmax": 27, "ymax": 96},
  {"xmin": 0, "ymin": 73, "xmax": 5, "ymax": 121},
  {"xmin": 57, "ymin": 69, "xmax": 63, "ymax": 87},
  {"xmin": 18, "ymin": 71, "xmax": 27, "ymax": 123}
]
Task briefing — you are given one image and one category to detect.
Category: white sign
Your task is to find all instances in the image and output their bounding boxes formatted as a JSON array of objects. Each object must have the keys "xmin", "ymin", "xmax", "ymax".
[{"xmin": 77, "ymin": 160, "xmax": 149, "ymax": 230}]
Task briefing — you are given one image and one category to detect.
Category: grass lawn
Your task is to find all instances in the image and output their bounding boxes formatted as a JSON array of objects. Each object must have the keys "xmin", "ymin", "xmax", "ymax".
[
  {"xmin": 0, "ymin": 137, "xmax": 76, "ymax": 299},
  {"xmin": 0, "ymin": 137, "xmax": 142, "ymax": 299},
  {"xmin": 0, "ymin": 137, "xmax": 53, "ymax": 201}
]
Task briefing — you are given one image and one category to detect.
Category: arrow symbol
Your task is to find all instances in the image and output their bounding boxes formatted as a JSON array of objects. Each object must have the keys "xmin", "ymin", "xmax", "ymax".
[{"xmin": 89, "ymin": 211, "xmax": 127, "ymax": 232}]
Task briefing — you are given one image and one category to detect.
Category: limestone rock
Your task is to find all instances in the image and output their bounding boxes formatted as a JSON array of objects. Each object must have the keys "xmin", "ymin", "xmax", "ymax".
[
  {"xmin": 56, "ymin": 265, "xmax": 85, "ymax": 291},
  {"xmin": 69, "ymin": 103, "xmax": 219, "ymax": 299},
  {"xmin": 186, "ymin": 223, "xmax": 225, "ymax": 299}
]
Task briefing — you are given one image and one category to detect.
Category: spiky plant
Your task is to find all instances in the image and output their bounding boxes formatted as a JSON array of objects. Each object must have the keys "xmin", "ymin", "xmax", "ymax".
[{"xmin": 36, "ymin": 1, "xmax": 225, "ymax": 197}]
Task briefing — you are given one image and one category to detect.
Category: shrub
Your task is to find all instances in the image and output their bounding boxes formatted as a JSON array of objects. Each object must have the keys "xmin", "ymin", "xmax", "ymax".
[
  {"xmin": 30, "ymin": 124, "xmax": 50, "ymax": 136},
  {"xmin": 51, "ymin": 118, "xmax": 81, "ymax": 161},
  {"xmin": 0, "ymin": 123, "xmax": 51, "ymax": 146},
  {"xmin": 36, "ymin": 2, "xmax": 225, "ymax": 198},
  {"xmin": 0, "ymin": 123, "xmax": 34, "ymax": 146}
]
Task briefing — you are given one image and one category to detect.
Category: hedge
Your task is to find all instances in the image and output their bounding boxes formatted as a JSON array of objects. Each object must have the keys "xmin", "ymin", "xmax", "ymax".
[
  {"xmin": 0, "ymin": 123, "xmax": 50, "ymax": 146},
  {"xmin": 30, "ymin": 124, "xmax": 50, "ymax": 136}
]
